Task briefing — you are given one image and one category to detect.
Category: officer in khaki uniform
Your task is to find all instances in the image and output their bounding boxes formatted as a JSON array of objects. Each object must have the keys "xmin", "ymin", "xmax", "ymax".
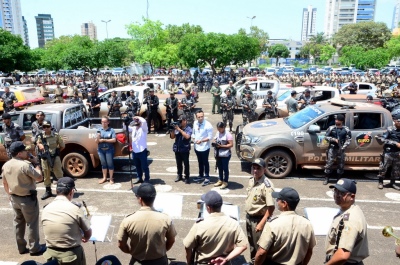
[
  {"xmin": 40, "ymin": 83, "xmax": 50, "ymax": 101},
  {"xmin": 36, "ymin": 121, "xmax": 65, "ymax": 200},
  {"xmin": 2, "ymin": 141, "xmax": 46, "ymax": 255},
  {"xmin": 42, "ymin": 177, "xmax": 92, "ymax": 265},
  {"xmin": 54, "ymin": 82, "xmax": 64, "ymax": 103},
  {"xmin": 183, "ymin": 191, "xmax": 248, "ymax": 264},
  {"xmin": 118, "ymin": 183, "xmax": 177, "ymax": 265},
  {"xmin": 325, "ymin": 179, "xmax": 369, "ymax": 265},
  {"xmin": 255, "ymin": 187, "xmax": 316, "ymax": 265},
  {"xmin": 245, "ymin": 158, "xmax": 275, "ymax": 264}
]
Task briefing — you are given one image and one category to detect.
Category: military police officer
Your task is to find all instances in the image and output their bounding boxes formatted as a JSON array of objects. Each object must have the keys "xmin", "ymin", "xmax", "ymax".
[
  {"xmin": 262, "ymin": 91, "xmax": 278, "ymax": 119},
  {"xmin": 241, "ymin": 91, "xmax": 257, "ymax": 125},
  {"xmin": 125, "ymin": 89, "xmax": 141, "ymax": 117},
  {"xmin": 180, "ymin": 90, "xmax": 196, "ymax": 127},
  {"xmin": 299, "ymin": 88, "xmax": 312, "ymax": 110},
  {"xmin": 108, "ymin": 90, "xmax": 122, "ymax": 117},
  {"xmin": 143, "ymin": 89, "xmax": 160, "ymax": 133},
  {"xmin": 86, "ymin": 90, "xmax": 101, "ymax": 117},
  {"xmin": 1, "ymin": 113, "xmax": 25, "ymax": 158},
  {"xmin": 1, "ymin": 84, "xmax": 18, "ymax": 112},
  {"xmin": 164, "ymin": 91, "xmax": 179, "ymax": 131},
  {"xmin": 323, "ymin": 114, "xmax": 352, "ymax": 185},
  {"xmin": 220, "ymin": 88, "xmax": 236, "ymax": 132},
  {"xmin": 36, "ymin": 121, "xmax": 65, "ymax": 200},
  {"xmin": 241, "ymin": 81, "xmax": 253, "ymax": 99},
  {"xmin": 54, "ymin": 82, "xmax": 64, "ymax": 103},
  {"xmin": 210, "ymin": 80, "xmax": 222, "ymax": 114},
  {"xmin": 68, "ymin": 92, "xmax": 83, "ymax": 104}
]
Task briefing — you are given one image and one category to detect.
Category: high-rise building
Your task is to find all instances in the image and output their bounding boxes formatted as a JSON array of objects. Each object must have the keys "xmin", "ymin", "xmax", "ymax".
[
  {"xmin": 81, "ymin": 21, "xmax": 97, "ymax": 40},
  {"xmin": 392, "ymin": 0, "xmax": 400, "ymax": 30},
  {"xmin": 35, "ymin": 13, "xmax": 54, "ymax": 48},
  {"xmin": 22, "ymin": 15, "xmax": 28, "ymax": 46},
  {"xmin": 301, "ymin": 5, "xmax": 317, "ymax": 42},
  {"xmin": 0, "ymin": 0, "xmax": 24, "ymax": 38},
  {"xmin": 324, "ymin": 0, "xmax": 376, "ymax": 38}
]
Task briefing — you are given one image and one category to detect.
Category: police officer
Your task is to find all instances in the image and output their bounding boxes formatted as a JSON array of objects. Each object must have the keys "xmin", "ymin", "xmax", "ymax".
[
  {"xmin": 2, "ymin": 141, "xmax": 46, "ymax": 256},
  {"xmin": 180, "ymin": 89, "xmax": 196, "ymax": 127},
  {"xmin": 376, "ymin": 112, "xmax": 400, "ymax": 190},
  {"xmin": 41, "ymin": 177, "xmax": 92, "ymax": 264},
  {"xmin": 241, "ymin": 81, "xmax": 253, "ymax": 99},
  {"xmin": 108, "ymin": 90, "xmax": 122, "ymax": 118},
  {"xmin": 36, "ymin": 121, "xmax": 65, "ymax": 200},
  {"xmin": 170, "ymin": 115, "xmax": 192, "ymax": 184},
  {"xmin": 117, "ymin": 183, "xmax": 177, "ymax": 265},
  {"xmin": 32, "ymin": 111, "xmax": 49, "ymax": 145},
  {"xmin": 220, "ymin": 88, "xmax": 236, "ymax": 132},
  {"xmin": 66, "ymin": 82, "xmax": 77, "ymax": 100},
  {"xmin": 2, "ymin": 113, "xmax": 25, "ymax": 158},
  {"xmin": 183, "ymin": 191, "xmax": 248, "ymax": 264},
  {"xmin": 346, "ymin": 79, "xmax": 358, "ymax": 94},
  {"xmin": 54, "ymin": 82, "xmax": 64, "ymax": 103},
  {"xmin": 241, "ymin": 91, "xmax": 257, "ymax": 125},
  {"xmin": 245, "ymin": 158, "xmax": 275, "ymax": 264},
  {"xmin": 40, "ymin": 83, "xmax": 50, "ymax": 102},
  {"xmin": 262, "ymin": 91, "xmax": 278, "ymax": 119},
  {"xmin": 299, "ymin": 88, "xmax": 312, "ymax": 110},
  {"xmin": 143, "ymin": 89, "xmax": 160, "ymax": 133},
  {"xmin": 323, "ymin": 114, "xmax": 351, "ymax": 185},
  {"xmin": 255, "ymin": 187, "xmax": 316, "ymax": 265},
  {"xmin": 86, "ymin": 90, "xmax": 101, "ymax": 117},
  {"xmin": 68, "ymin": 92, "xmax": 83, "ymax": 104},
  {"xmin": 1, "ymin": 84, "xmax": 18, "ymax": 112},
  {"xmin": 210, "ymin": 80, "xmax": 222, "ymax": 114},
  {"xmin": 164, "ymin": 91, "xmax": 179, "ymax": 131},
  {"xmin": 125, "ymin": 89, "xmax": 141, "ymax": 117},
  {"xmin": 325, "ymin": 179, "xmax": 369, "ymax": 264},
  {"xmin": 226, "ymin": 81, "xmax": 237, "ymax": 98}
]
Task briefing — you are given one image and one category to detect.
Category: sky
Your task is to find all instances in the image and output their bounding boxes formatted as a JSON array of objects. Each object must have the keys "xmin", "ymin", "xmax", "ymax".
[{"xmin": 20, "ymin": 0, "xmax": 397, "ymax": 48}]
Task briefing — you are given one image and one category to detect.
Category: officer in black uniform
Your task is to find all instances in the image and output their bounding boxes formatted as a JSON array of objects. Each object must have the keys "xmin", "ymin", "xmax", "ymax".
[
  {"xmin": 241, "ymin": 82, "xmax": 253, "ymax": 99},
  {"xmin": 323, "ymin": 114, "xmax": 352, "ymax": 185},
  {"xmin": 125, "ymin": 89, "xmax": 141, "ymax": 117},
  {"xmin": 298, "ymin": 88, "xmax": 312, "ymax": 110},
  {"xmin": 1, "ymin": 84, "xmax": 18, "ymax": 113},
  {"xmin": 376, "ymin": 112, "xmax": 400, "ymax": 190},
  {"xmin": 143, "ymin": 89, "xmax": 159, "ymax": 133},
  {"xmin": 262, "ymin": 91, "xmax": 278, "ymax": 119},
  {"xmin": 2, "ymin": 113, "xmax": 25, "ymax": 158},
  {"xmin": 107, "ymin": 90, "xmax": 122, "ymax": 118},
  {"xmin": 220, "ymin": 88, "xmax": 236, "ymax": 132},
  {"xmin": 164, "ymin": 91, "xmax": 179, "ymax": 131},
  {"xmin": 180, "ymin": 90, "xmax": 196, "ymax": 127},
  {"xmin": 241, "ymin": 91, "xmax": 257, "ymax": 125},
  {"xmin": 86, "ymin": 90, "xmax": 101, "ymax": 117}
]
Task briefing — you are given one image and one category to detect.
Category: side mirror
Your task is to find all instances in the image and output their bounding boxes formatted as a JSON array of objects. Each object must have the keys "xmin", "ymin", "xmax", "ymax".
[{"xmin": 308, "ymin": 124, "xmax": 321, "ymax": 133}]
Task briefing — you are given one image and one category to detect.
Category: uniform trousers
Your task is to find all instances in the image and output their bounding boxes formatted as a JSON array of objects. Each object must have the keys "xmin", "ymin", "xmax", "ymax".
[
  {"xmin": 212, "ymin": 97, "xmax": 221, "ymax": 113},
  {"xmin": 11, "ymin": 194, "xmax": 41, "ymax": 254},
  {"xmin": 246, "ymin": 214, "xmax": 263, "ymax": 262},
  {"xmin": 378, "ymin": 152, "xmax": 400, "ymax": 180},
  {"xmin": 175, "ymin": 151, "xmax": 190, "ymax": 178},
  {"xmin": 42, "ymin": 156, "xmax": 63, "ymax": 187},
  {"xmin": 129, "ymin": 255, "xmax": 168, "ymax": 265},
  {"xmin": 44, "ymin": 245, "xmax": 86, "ymax": 265},
  {"xmin": 324, "ymin": 147, "xmax": 345, "ymax": 175}
]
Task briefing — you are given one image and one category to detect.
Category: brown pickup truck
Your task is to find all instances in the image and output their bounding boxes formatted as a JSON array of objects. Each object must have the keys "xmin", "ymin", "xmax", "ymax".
[{"xmin": 0, "ymin": 104, "xmax": 128, "ymax": 178}]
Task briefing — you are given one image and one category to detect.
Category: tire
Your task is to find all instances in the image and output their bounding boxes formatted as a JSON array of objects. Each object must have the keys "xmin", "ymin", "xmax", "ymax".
[
  {"xmin": 263, "ymin": 149, "xmax": 293, "ymax": 179},
  {"xmin": 62, "ymin": 152, "xmax": 89, "ymax": 178}
]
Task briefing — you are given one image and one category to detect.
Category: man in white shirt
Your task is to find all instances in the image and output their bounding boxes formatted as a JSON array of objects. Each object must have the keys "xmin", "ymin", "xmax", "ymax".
[
  {"xmin": 126, "ymin": 116, "xmax": 150, "ymax": 184},
  {"xmin": 192, "ymin": 110, "xmax": 213, "ymax": 186}
]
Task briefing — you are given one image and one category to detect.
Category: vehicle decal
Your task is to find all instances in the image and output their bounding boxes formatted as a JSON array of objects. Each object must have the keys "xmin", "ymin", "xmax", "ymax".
[
  {"xmin": 355, "ymin": 132, "xmax": 373, "ymax": 149},
  {"xmin": 291, "ymin": 131, "xmax": 304, "ymax": 136},
  {"xmin": 317, "ymin": 134, "xmax": 329, "ymax": 148},
  {"xmin": 250, "ymin": 121, "xmax": 278, "ymax": 128},
  {"xmin": 89, "ymin": 133, "xmax": 97, "ymax": 139},
  {"xmin": 307, "ymin": 156, "xmax": 380, "ymax": 162},
  {"xmin": 64, "ymin": 110, "xmax": 83, "ymax": 123}
]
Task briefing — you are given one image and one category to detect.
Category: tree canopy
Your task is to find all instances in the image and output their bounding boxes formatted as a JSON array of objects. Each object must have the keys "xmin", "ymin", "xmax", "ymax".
[
  {"xmin": 0, "ymin": 29, "xmax": 32, "ymax": 72},
  {"xmin": 268, "ymin": 44, "xmax": 290, "ymax": 66}
]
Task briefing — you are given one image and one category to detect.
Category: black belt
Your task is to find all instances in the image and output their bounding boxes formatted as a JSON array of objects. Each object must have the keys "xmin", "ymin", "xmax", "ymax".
[
  {"xmin": 56, "ymin": 94, "xmax": 62, "ymax": 96},
  {"xmin": 11, "ymin": 194, "xmax": 31, "ymax": 198},
  {"xmin": 48, "ymin": 245, "xmax": 81, "ymax": 252},
  {"xmin": 246, "ymin": 213, "xmax": 263, "ymax": 220}
]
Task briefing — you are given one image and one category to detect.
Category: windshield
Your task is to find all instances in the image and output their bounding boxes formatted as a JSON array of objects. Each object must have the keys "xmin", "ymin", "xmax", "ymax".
[
  {"xmin": 278, "ymin": 90, "xmax": 291, "ymax": 101},
  {"xmin": 285, "ymin": 105, "xmax": 325, "ymax": 129}
]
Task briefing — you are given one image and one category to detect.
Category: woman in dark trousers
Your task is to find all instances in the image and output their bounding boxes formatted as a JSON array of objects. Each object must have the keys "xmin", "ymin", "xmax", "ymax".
[{"xmin": 213, "ymin": 122, "xmax": 233, "ymax": 189}]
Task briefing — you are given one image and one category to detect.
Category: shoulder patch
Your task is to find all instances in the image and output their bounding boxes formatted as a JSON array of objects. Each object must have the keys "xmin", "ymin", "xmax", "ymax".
[
  {"xmin": 343, "ymin": 213, "xmax": 350, "ymax": 221},
  {"xmin": 125, "ymin": 212, "xmax": 136, "ymax": 218},
  {"xmin": 264, "ymin": 178, "xmax": 271, "ymax": 188},
  {"xmin": 71, "ymin": 201, "xmax": 82, "ymax": 208},
  {"xmin": 195, "ymin": 217, "xmax": 204, "ymax": 223},
  {"xmin": 268, "ymin": 216, "xmax": 279, "ymax": 222}
]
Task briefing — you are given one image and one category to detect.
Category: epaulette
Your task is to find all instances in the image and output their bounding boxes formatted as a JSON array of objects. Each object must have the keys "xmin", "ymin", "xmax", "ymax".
[
  {"xmin": 71, "ymin": 201, "xmax": 82, "ymax": 208},
  {"xmin": 195, "ymin": 217, "xmax": 204, "ymax": 223},
  {"xmin": 268, "ymin": 216, "xmax": 279, "ymax": 222},
  {"xmin": 264, "ymin": 178, "xmax": 271, "ymax": 188},
  {"xmin": 42, "ymin": 203, "xmax": 49, "ymax": 209},
  {"xmin": 229, "ymin": 215, "xmax": 238, "ymax": 221},
  {"xmin": 125, "ymin": 212, "xmax": 136, "ymax": 218}
]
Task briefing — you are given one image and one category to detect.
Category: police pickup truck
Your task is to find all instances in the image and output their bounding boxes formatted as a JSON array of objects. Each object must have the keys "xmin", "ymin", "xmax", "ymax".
[
  {"xmin": 236, "ymin": 100, "xmax": 393, "ymax": 178},
  {"xmin": 0, "ymin": 104, "xmax": 127, "ymax": 178}
]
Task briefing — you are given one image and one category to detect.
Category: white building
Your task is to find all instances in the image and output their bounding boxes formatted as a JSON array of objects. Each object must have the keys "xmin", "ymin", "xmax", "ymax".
[
  {"xmin": 268, "ymin": 39, "xmax": 304, "ymax": 59},
  {"xmin": 324, "ymin": 0, "xmax": 376, "ymax": 38},
  {"xmin": 81, "ymin": 21, "xmax": 97, "ymax": 41},
  {"xmin": 301, "ymin": 5, "xmax": 317, "ymax": 42},
  {"xmin": 0, "ymin": 0, "xmax": 24, "ymax": 39},
  {"xmin": 392, "ymin": 0, "xmax": 400, "ymax": 30}
]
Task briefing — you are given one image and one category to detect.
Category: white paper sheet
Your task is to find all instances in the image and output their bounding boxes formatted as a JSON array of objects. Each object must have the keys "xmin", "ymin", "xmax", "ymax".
[
  {"xmin": 153, "ymin": 193, "xmax": 183, "ymax": 217},
  {"xmin": 89, "ymin": 215, "xmax": 112, "ymax": 242},
  {"xmin": 201, "ymin": 203, "xmax": 240, "ymax": 222},
  {"xmin": 304, "ymin": 207, "xmax": 339, "ymax": 236}
]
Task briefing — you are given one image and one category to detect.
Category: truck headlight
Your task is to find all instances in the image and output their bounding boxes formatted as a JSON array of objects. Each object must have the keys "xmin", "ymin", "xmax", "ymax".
[{"xmin": 241, "ymin": 135, "xmax": 260, "ymax": 145}]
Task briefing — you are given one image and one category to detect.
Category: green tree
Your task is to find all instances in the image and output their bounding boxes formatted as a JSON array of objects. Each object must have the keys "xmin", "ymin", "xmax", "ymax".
[
  {"xmin": 319, "ymin": 44, "xmax": 336, "ymax": 64},
  {"xmin": 249, "ymin": 26, "xmax": 269, "ymax": 53},
  {"xmin": 268, "ymin": 44, "xmax": 290, "ymax": 66},
  {"xmin": 165, "ymin": 23, "xmax": 203, "ymax": 44},
  {"xmin": 386, "ymin": 35, "xmax": 400, "ymax": 58},
  {"xmin": 309, "ymin": 32, "xmax": 328, "ymax": 44},
  {"xmin": 333, "ymin": 21, "xmax": 391, "ymax": 50},
  {"xmin": 339, "ymin": 45, "xmax": 390, "ymax": 69},
  {"xmin": 0, "ymin": 28, "xmax": 32, "ymax": 72}
]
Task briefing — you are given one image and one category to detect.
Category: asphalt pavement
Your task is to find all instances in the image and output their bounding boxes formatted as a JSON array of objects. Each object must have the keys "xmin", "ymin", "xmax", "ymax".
[{"xmin": 1, "ymin": 91, "xmax": 400, "ymax": 264}]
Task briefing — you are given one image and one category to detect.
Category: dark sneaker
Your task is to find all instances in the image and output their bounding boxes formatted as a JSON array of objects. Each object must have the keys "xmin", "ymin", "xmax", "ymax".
[
  {"xmin": 193, "ymin": 176, "xmax": 204, "ymax": 183},
  {"xmin": 30, "ymin": 245, "xmax": 46, "ymax": 256},
  {"xmin": 202, "ymin": 179, "xmax": 210, "ymax": 186}
]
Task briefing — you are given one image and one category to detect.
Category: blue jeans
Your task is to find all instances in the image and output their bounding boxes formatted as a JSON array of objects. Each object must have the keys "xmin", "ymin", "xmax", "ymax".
[
  {"xmin": 98, "ymin": 146, "xmax": 115, "ymax": 170},
  {"xmin": 217, "ymin": 155, "xmax": 231, "ymax": 182},
  {"xmin": 195, "ymin": 149, "xmax": 210, "ymax": 178},
  {"xmin": 133, "ymin": 149, "xmax": 150, "ymax": 181}
]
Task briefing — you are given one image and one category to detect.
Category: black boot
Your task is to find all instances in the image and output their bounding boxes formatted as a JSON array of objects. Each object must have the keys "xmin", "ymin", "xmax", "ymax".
[
  {"xmin": 41, "ymin": 187, "xmax": 53, "ymax": 200},
  {"xmin": 390, "ymin": 179, "xmax": 400, "ymax": 191},
  {"xmin": 323, "ymin": 174, "xmax": 330, "ymax": 185},
  {"xmin": 174, "ymin": 176, "xmax": 183, "ymax": 182},
  {"xmin": 378, "ymin": 177, "xmax": 384, "ymax": 189}
]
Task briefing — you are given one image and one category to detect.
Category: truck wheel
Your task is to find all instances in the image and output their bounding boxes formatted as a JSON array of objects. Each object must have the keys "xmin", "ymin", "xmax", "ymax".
[
  {"xmin": 263, "ymin": 149, "xmax": 293, "ymax": 179},
  {"xmin": 62, "ymin": 152, "xmax": 89, "ymax": 178}
]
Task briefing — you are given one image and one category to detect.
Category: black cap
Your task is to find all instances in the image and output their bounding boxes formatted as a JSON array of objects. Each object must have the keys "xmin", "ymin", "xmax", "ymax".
[
  {"xmin": 225, "ymin": 88, "xmax": 231, "ymax": 93},
  {"xmin": 178, "ymin": 115, "xmax": 187, "ymax": 121},
  {"xmin": 244, "ymin": 90, "xmax": 252, "ymax": 95},
  {"xmin": 335, "ymin": 114, "xmax": 345, "ymax": 122},
  {"xmin": 2, "ymin": 113, "xmax": 11, "ymax": 119},
  {"xmin": 42, "ymin": 120, "xmax": 51, "ymax": 126},
  {"xmin": 132, "ymin": 183, "xmax": 156, "ymax": 198},
  {"xmin": 304, "ymin": 88, "xmax": 311, "ymax": 93},
  {"xmin": 366, "ymin": 95, "xmax": 373, "ymax": 100},
  {"xmin": 252, "ymin": 158, "xmax": 266, "ymax": 168},
  {"xmin": 329, "ymin": 178, "xmax": 357, "ymax": 194},
  {"xmin": 201, "ymin": 190, "xmax": 223, "ymax": 207},
  {"xmin": 57, "ymin": 177, "xmax": 76, "ymax": 191},
  {"xmin": 9, "ymin": 141, "xmax": 28, "ymax": 153},
  {"xmin": 291, "ymin": 90, "xmax": 298, "ymax": 95},
  {"xmin": 272, "ymin": 187, "xmax": 300, "ymax": 204},
  {"xmin": 169, "ymin": 91, "xmax": 175, "ymax": 95},
  {"xmin": 267, "ymin": 91, "xmax": 273, "ymax": 95},
  {"xmin": 149, "ymin": 89, "xmax": 155, "ymax": 92}
]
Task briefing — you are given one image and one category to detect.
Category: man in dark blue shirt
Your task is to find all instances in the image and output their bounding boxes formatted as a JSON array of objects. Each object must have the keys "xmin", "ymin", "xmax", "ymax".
[{"xmin": 86, "ymin": 90, "xmax": 101, "ymax": 117}]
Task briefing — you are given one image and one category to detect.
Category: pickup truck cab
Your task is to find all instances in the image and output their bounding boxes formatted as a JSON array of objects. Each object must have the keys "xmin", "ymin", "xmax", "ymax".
[
  {"xmin": 0, "ymin": 104, "xmax": 127, "ymax": 178},
  {"xmin": 236, "ymin": 100, "xmax": 392, "ymax": 178}
]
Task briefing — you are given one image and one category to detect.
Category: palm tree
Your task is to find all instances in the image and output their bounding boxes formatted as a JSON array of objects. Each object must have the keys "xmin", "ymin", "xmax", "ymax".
[{"xmin": 308, "ymin": 32, "xmax": 327, "ymax": 44}]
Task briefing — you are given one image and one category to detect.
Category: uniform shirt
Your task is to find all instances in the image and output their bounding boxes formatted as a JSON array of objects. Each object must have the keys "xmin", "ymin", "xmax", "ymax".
[
  {"xmin": 117, "ymin": 206, "xmax": 177, "ymax": 261},
  {"xmin": 245, "ymin": 175, "xmax": 274, "ymax": 216},
  {"xmin": 88, "ymin": 95, "xmax": 101, "ymax": 110},
  {"xmin": 127, "ymin": 117, "xmax": 148, "ymax": 153},
  {"xmin": 2, "ymin": 158, "xmax": 41, "ymax": 196},
  {"xmin": 183, "ymin": 212, "xmax": 248, "ymax": 263},
  {"xmin": 41, "ymin": 196, "xmax": 91, "ymax": 248},
  {"xmin": 108, "ymin": 96, "xmax": 122, "ymax": 110},
  {"xmin": 286, "ymin": 97, "xmax": 298, "ymax": 113},
  {"xmin": 220, "ymin": 96, "xmax": 236, "ymax": 110},
  {"xmin": 1, "ymin": 92, "xmax": 17, "ymax": 107},
  {"xmin": 164, "ymin": 97, "xmax": 178, "ymax": 113},
  {"xmin": 210, "ymin": 86, "xmax": 222, "ymax": 98},
  {"xmin": 192, "ymin": 120, "xmax": 213, "ymax": 152},
  {"xmin": 181, "ymin": 96, "xmax": 195, "ymax": 112},
  {"xmin": 325, "ymin": 125, "xmax": 351, "ymax": 149},
  {"xmin": 381, "ymin": 126, "xmax": 400, "ymax": 152},
  {"xmin": 173, "ymin": 125, "xmax": 192, "ymax": 153},
  {"xmin": 125, "ymin": 96, "xmax": 141, "ymax": 112},
  {"xmin": 36, "ymin": 131, "xmax": 65, "ymax": 155},
  {"xmin": 325, "ymin": 205, "xmax": 369, "ymax": 263},
  {"xmin": 54, "ymin": 86, "xmax": 63, "ymax": 96},
  {"xmin": 5, "ymin": 122, "xmax": 24, "ymax": 142},
  {"xmin": 144, "ymin": 95, "xmax": 159, "ymax": 111},
  {"xmin": 258, "ymin": 211, "xmax": 316, "ymax": 264},
  {"xmin": 241, "ymin": 98, "xmax": 257, "ymax": 113}
]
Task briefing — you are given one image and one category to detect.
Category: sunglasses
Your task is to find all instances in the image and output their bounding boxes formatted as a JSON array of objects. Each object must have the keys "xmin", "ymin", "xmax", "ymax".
[{"xmin": 43, "ymin": 126, "xmax": 51, "ymax": 128}]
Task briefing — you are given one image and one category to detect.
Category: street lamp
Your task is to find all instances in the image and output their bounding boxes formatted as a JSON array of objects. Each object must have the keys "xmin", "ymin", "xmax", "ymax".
[
  {"xmin": 101, "ymin": 20, "xmax": 111, "ymax": 39},
  {"xmin": 247, "ymin": 16, "xmax": 256, "ymax": 28}
]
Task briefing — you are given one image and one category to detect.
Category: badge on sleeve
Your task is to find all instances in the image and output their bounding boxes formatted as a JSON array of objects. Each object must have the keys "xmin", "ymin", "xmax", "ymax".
[
  {"xmin": 264, "ymin": 179, "xmax": 271, "ymax": 187},
  {"xmin": 343, "ymin": 213, "xmax": 350, "ymax": 221}
]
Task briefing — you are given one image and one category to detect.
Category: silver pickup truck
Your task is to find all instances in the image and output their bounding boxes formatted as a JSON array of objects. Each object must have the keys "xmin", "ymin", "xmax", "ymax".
[{"xmin": 0, "ymin": 104, "xmax": 127, "ymax": 178}]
